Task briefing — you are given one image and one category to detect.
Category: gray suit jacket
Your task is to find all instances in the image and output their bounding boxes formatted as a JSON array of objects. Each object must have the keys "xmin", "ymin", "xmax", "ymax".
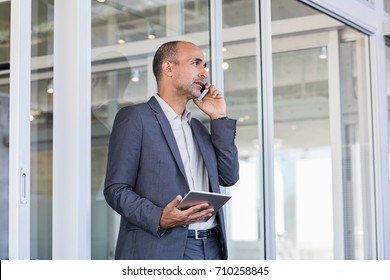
[{"xmin": 104, "ymin": 96, "xmax": 239, "ymax": 259}]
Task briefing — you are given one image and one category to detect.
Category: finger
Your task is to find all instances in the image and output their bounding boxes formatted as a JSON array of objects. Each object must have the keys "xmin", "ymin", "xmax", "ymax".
[
  {"xmin": 185, "ymin": 205, "xmax": 214, "ymax": 219},
  {"xmin": 184, "ymin": 202, "xmax": 210, "ymax": 213},
  {"xmin": 188, "ymin": 208, "xmax": 214, "ymax": 223},
  {"xmin": 167, "ymin": 195, "xmax": 182, "ymax": 209},
  {"xmin": 193, "ymin": 97, "xmax": 202, "ymax": 107}
]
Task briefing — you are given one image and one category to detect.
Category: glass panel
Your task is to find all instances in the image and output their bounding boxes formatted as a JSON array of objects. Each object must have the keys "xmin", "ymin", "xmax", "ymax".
[
  {"xmin": 91, "ymin": 0, "xmax": 210, "ymax": 259},
  {"xmin": 91, "ymin": 0, "xmax": 265, "ymax": 259},
  {"xmin": 223, "ymin": 54, "xmax": 262, "ymax": 259},
  {"xmin": 223, "ymin": 0, "xmax": 255, "ymax": 27},
  {"xmin": 30, "ymin": 0, "xmax": 54, "ymax": 260},
  {"xmin": 221, "ymin": 0, "xmax": 263, "ymax": 260},
  {"xmin": 273, "ymin": 47, "xmax": 333, "ymax": 259},
  {"xmin": 339, "ymin": 41, "xmax": 371, "ymax": 259},
  {"xmin": 272, "ymin": 0, "xmax": 375, "ymax": 259},
  {"xmin": 385, "ymin": 0, "xmax": 390, "ymax": 14},
  {"xmin": 92, "ymin": 0, "xmax": 209, "ymax": 48},
  {"xmin": 0, "ymin": 0, "xmax": 10, "ymax": 261}
]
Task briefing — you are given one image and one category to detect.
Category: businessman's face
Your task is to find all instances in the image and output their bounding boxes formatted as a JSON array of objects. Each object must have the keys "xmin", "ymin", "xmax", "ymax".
[{"xmin": 171, "ymin": 42, "xmax": 208, "ymax": 100}]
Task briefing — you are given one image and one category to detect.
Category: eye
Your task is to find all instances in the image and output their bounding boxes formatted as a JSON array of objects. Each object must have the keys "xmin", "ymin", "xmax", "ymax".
[{"xmin": 192, "ymin": 59, "xmax": 204, "ymax": 66}]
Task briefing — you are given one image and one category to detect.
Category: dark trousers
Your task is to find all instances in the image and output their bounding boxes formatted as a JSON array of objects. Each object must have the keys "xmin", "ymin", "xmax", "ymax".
[{"xmin": 183, "ymin": 236, "xmax": 222, "ymax": 260}]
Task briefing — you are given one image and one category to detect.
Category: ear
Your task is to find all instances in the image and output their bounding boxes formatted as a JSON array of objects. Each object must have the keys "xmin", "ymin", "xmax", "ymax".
[{"xmin": 162, "ymin": 60, "xmax": 173, "ymax": 77}]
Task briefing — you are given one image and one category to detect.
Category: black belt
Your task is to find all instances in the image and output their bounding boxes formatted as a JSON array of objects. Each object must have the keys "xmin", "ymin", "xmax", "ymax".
[{"xmin": 187, "ymin": 228, "xmax": 218, "ymax": 239}]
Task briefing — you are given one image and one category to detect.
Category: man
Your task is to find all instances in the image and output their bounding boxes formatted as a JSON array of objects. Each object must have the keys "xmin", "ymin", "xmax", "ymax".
[{"xmin": 104, "ymin": 41, "xmax": 239, "ymax": 260}]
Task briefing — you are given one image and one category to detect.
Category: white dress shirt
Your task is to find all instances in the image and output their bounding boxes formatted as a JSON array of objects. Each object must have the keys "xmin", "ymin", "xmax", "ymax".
[{"xmin": 155, "ymin": 94, "xmax": 217, "ymax": 230}]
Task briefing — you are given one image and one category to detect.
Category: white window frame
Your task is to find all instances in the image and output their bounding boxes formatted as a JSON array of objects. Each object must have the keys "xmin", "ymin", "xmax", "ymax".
[
  {"xmin": 9, "ymin": 0, "xmax": 31, "ymax": 260},
  {"xmin": 52, "ymin": 0, "xmax": 91, "ymax": 259}
]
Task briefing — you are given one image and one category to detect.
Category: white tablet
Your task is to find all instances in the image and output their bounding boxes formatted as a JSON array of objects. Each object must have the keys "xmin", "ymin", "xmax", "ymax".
[{"xmin": 177, "ymin": 190, "xmax": 231, "ymax": 212}]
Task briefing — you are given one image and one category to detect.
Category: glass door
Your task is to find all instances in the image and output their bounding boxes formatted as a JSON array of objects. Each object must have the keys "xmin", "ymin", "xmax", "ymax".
[
  {"xmin": 90, "ymin": 0, "xmax": 211, "ymax": 259},
  {"xmin": 272, "ymin": 0, "xmax": 375, "ymax": 259},
  {"xmin": 5, "ymin": 0, "xmax": 54, "ymax": 259}
]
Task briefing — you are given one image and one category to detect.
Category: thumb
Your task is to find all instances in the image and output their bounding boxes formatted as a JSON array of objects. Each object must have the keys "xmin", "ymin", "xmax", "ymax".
[{"xmin": 169, "ymin": 195, "xmax": 182, "ymax": 208}]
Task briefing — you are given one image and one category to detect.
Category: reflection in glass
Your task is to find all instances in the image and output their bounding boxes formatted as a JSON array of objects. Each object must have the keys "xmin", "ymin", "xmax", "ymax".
[
  {"xmin": 273, "ymin": 47, "xmax": 333, "ymax": 259},
  {"xmin": 222, "ymin": 54, "xmax": 262, "ymax": 259},
  {"xmin": 30, "ymin": 0, "xmax": 54, "ymax": 260},
  {"xmin": 221, "ymin": 0, "xmax": 262, "ymax": 259},
  {"xmin": 272, "ymin": 0, "xmax": 374, "ymax": 259},
  {"xmin": 91, "ymin": 0, "xmax": 211, "ymax": 259},
  {"xmin": 91, "ymin": 0, "xmax": 209, "ymax": 48}
]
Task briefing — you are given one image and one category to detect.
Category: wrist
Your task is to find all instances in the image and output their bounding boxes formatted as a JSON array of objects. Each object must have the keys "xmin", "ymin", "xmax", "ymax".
[
  {"xmin": 210, "ymin": 114, "xmax": 227, "ymax": 120},
  {"xmin": 214, "ymin": 116, "xmax": 228, "ymax": 120}
]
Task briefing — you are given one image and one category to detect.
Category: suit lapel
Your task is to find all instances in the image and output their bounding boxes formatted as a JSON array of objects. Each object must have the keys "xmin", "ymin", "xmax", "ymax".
[{"xmin": 148, "ymin": 97, "xmax": 187, "ymax": 182}]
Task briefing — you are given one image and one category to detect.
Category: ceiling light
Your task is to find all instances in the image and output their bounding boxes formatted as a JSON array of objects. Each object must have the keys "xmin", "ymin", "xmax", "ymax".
[
  {"xmin": 30, "ymin": 110, "xmax": 40, "ymax": 122},
  {"xmin": 319, "ymin": 46, "xmax": 327, "ymax": 59},
  {"xmin": 291, "ymin": 124, "xmax": 297, "ymax": 131},
  {"xmin": 131, "ymin": 69, "xmax": 140, "ymax": 82},
  {"xmin": 47, "ymin": 80, "xmax": 54, "ymax": 94},
  {"xmin": 222, "ymin": 62, "xmax": 229, "ymax": 70},
  {"xmin": 147, "ymin": 22, "xmax": 156, "ymax": 40}
]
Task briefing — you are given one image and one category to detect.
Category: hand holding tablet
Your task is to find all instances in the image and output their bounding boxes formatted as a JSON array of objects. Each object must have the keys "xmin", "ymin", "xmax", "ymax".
[{"xmin": 177, "ymin": 191, "xmax": 231, "ymax": 214}]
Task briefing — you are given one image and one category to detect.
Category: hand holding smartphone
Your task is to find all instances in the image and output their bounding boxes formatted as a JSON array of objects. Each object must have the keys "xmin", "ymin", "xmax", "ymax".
[{"xmin": 194, "ymin": 83, "xmax": 227, "ymax": 120}]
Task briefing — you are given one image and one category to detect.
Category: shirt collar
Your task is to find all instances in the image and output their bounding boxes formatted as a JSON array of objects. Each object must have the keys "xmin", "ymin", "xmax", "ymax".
[{"xmin": 154, "ymin": 93, "xmax": 192, "ymax": 123}]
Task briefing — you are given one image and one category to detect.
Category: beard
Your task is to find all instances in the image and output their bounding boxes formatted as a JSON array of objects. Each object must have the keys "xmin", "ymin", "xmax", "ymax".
[{"xmin": 175, "ymin": 81, "xmax": 200, "ymax": 100}]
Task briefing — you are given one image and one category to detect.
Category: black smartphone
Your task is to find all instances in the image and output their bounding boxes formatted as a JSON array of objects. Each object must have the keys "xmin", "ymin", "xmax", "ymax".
[{"xmin": 198, "ymin": 85, "xmax": 208, "ymax": 101}]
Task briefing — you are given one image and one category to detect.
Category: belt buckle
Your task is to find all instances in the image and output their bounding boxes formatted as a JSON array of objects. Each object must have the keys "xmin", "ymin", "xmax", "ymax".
[{"xmin": 194, "ymin": 229, "xmax": 207, "ymax": 240}]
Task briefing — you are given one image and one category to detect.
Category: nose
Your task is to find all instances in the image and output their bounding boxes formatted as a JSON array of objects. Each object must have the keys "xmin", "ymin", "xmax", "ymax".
[{"xmin": 200, "ymin": 67, "xmax": 208, "ymax": 78}]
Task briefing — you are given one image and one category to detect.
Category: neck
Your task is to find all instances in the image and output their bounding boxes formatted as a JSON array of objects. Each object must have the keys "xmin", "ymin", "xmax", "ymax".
[{"xmin": 158, "ymin": 90, "xmax": 188, "ymax": 115}]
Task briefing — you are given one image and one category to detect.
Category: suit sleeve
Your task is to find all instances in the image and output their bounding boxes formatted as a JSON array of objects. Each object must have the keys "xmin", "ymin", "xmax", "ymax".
[
  {"xmin": 103, "ymin": 106, "xmax": 163, "ymax": 236},
  {"xmin": 210, "ymin": 118, "xmax": 240, "ymax": 186}
]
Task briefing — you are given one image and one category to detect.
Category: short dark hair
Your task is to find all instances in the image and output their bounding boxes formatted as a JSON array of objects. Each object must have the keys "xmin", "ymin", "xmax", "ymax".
[
  {"xmin": 152, "ymin": 41, "xmax": 195, "ymax": 84},
  {"xmin": 152, "ymin": 41, "xmax": 180, "ymax": 84}
]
